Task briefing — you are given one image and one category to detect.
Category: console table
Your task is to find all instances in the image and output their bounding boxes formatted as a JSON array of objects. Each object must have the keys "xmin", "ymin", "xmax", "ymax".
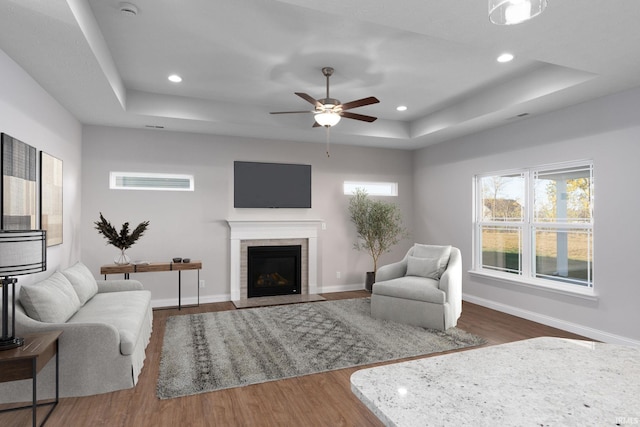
[
  {"xmin": 100, "ymin": 261, "xmax": 202, "ymax": 310},
  {"xmin": 0, "ymin": 331, "xmax": 62, "ymax": 427}
]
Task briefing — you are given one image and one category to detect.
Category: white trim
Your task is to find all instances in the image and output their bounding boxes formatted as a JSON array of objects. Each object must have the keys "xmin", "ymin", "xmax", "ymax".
[
  {"xmin": 469, "ymin": 270, "xmax": 597, "ymax": 300},
  {"xmin": 462, "ymin": 293, "xmax": 640, "ymax": 346},
  {"xmin": 320, "ymin": 283, "xmax": 366, "ymax": 293}
]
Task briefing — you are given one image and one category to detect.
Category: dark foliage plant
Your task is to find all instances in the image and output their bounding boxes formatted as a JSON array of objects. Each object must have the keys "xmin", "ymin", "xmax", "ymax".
[{"xmin": 94, "ymin": 212, "xmax": 149, "ymax": 250}]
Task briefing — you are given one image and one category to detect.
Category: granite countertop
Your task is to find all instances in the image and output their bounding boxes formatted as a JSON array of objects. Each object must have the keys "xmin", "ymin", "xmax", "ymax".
[{"xmin": 351, "ymin": 337, "xmax": 640, "ymax": 426}]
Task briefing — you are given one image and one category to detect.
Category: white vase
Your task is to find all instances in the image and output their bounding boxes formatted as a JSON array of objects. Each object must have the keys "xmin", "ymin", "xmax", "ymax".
[{"xmin": 114, "ymin": 249, "xmax": 131, "ymax": 265}]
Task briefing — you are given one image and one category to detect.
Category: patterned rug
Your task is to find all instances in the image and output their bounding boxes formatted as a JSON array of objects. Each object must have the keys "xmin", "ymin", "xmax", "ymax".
[{"xmin": 156, "ymin": 298, "xmax": 485, "ymax": 399}]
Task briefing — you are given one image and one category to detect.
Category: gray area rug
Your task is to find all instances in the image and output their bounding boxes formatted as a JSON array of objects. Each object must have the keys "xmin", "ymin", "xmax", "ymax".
[{"xmin": 157, "ymin": 298, "xmax": 485, "ymax": 399}]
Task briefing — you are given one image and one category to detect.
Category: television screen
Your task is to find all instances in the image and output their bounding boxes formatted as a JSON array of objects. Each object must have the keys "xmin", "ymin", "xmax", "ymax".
[{"xmin": 234, "ymin": 161, "xmax": 312, "ymax": 208}]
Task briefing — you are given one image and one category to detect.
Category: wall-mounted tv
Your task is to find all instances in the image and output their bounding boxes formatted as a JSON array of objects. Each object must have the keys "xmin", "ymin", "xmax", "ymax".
[{"xmin": 234, "ymin": 161, "xmax": 312, "ymax": 208}]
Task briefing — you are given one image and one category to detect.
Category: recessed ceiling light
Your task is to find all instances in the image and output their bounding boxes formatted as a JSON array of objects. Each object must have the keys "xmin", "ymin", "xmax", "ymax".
[
  {"xmin": 396, "ymin": 105, "xmax": 408, "ymax": 112},
  {"xmin": 168, "ymin": 74, "xmax": 182, "ymax": 83},
  {"xmin": 497, "ymin": 53, "xmax": 514, "ymax": 63}
]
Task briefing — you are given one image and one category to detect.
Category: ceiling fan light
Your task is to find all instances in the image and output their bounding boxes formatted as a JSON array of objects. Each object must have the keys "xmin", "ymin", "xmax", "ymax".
[
  {"xmin": 489, "ymin": 0, "xmax": 548, "ymax": 25},
  {"xmin": 314, "ymin": 111, "xmax": 341, "ymax": 127}
]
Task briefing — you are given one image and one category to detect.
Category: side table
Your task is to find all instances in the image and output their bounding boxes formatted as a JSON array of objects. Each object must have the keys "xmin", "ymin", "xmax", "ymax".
[
  {"xmin": 101, "ymin": 261, "xmax": 202, "ymax": 310},
  {"xmin": 0, "ymin": 331, "xmax": 62, "ymax": 426}
]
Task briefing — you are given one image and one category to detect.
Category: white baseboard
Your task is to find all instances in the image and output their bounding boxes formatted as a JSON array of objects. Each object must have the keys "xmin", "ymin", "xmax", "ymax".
[
  {"xmin": 319, "ymin": 283, "xmax": 366, "ymax": 293},
  {"xmin": 151, "ymin": 294, "xmax": 230, "ymax": 309},
  {"xmin": 463, "ymin": 293, "xmax": 640, "ymax": 346},
  {"xmin": 151, "ymin": 286, "xmax": 365, "ymax": 309}
]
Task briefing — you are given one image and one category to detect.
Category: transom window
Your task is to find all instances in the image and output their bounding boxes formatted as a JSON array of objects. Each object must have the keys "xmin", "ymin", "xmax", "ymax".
[
  {"xmin": 110, "ymin": 172, "xmax": 194, "ymax": 191},
  {"xmin": 473, "ymin": 161, "xmax": 594, "ymax": 293},
  {"xmin": 343, "ymin": 181, "xmax": 398, "ymax": 196}
]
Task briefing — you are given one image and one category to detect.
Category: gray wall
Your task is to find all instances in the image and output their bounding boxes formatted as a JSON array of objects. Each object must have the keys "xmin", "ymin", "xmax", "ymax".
[
  {"xmin": 81, "ymin": 126, "xmax": 414, "ymax": 306},
  {"xmin": 0, "ymin": 49, "xmax": 82, "ymax": 286},
  {"xmin": 413, "ymin": 87, "xmax": 640, "ymax": 344}
]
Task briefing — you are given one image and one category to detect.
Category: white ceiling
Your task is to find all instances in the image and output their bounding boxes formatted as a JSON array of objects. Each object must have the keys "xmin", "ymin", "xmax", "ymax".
[{"xmin": 1, "ymin": 0, "xmax": 640, "ymax": 150}]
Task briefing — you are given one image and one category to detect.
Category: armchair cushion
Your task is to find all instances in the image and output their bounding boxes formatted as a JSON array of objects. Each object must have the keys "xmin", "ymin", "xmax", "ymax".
[
  {"xmin": 61, "ymin": 261, "xmax": 98, "ymax": 305},
  {"xmin": 19, "ymin": 272, "xmax": 81, "ymax": 323},
  {"xmin": 406, "ymin": 256, "xmax": 440, "ymax": 279},
  {"xmin": 412, "ymin": 244, "xmax": 451, "ymax": 278},
  {"xmin": 373, "ymin": 277, "xmax": 445, "ymax": 304}
]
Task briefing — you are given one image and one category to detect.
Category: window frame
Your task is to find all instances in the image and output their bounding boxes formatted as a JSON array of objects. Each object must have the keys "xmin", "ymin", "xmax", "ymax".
[{"xmin": 472, "ymin": 160, "xmax": 594, "ymax": 297}]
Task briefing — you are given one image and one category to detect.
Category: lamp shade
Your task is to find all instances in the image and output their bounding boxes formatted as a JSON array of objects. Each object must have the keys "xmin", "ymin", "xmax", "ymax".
[
  {"xmin": 0, "ymin": 230, "xmax": 47, "ymax": 277},
  {"xmin": 314, "ymin": 110, "xmax": 341, "ymax": 127},
  {"xmin": 489, "ymin": 0, "xmax": 548, "ymax": 25},
  {"xmin": 0, "ymin": 230, "xmax": 46, "ymax": 350}
]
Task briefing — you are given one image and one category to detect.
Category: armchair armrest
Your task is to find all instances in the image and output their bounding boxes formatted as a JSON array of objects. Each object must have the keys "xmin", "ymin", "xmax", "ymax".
[
  {"xmin": 375, "ymin": 260, "xmax": 407, "ymax": 283},
  {"xmin": 439, "ymin": 247, "xmax": 462, "ymax": 319},
  {"xmin": 96, "ymin": 279, "xmax": 144, "ymax": 293}
]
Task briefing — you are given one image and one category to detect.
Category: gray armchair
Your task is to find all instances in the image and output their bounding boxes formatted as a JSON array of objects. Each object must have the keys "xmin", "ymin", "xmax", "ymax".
[{"xmin": 371, "ymin": 244, "xmax": 462, "ymax": 330}]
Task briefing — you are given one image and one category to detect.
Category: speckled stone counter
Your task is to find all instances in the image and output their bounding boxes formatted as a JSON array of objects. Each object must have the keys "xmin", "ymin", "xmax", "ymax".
[{"xmin": 351, "ymin": 337, "xmax": 640, "ymax": 426}]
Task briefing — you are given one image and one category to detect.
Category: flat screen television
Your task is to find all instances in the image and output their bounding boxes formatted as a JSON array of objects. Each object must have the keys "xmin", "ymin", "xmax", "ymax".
[{"xmin": 234, "ymin": 161, "xmax": 312, "ymax": 208}]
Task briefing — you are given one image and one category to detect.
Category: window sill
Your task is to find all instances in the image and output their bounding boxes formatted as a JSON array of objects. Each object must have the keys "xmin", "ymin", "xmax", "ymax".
[{"xmin": 468, "ymin": 270, "xmax": 598, "ymax": 302}]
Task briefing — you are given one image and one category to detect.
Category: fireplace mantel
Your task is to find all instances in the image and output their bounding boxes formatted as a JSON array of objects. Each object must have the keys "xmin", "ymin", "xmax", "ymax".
[{"xmin": 227, "ymin": 220, "xmax": 321, "ymax": 301}]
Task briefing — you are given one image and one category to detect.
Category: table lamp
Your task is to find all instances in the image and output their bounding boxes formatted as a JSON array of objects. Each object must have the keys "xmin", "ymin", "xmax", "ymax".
[{"xmin": 0, "ymin": 230, "xmax": 46, "ymax": 350}]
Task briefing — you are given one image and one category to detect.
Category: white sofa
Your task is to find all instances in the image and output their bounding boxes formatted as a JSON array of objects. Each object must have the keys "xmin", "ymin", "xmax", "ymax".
[
  {"xmin": 371, "ymin": 244, "xmax": 462, "ymax": 331},
  {"xmin": 0, "ymin": 262, "xmax": 152, "ymax": 403}
]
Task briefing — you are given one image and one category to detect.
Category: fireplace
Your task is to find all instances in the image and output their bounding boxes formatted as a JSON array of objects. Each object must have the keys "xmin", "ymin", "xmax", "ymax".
[
  {"xmin": 227, "ymin": 220, "xmax": 320, "ymax": 301},
  {"xmin": 247, "ymin": 245, "xmax": 302, "ymax": 297}
]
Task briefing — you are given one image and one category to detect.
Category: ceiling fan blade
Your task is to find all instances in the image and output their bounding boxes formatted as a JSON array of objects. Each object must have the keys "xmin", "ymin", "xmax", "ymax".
[
  {"xmin": 312, "ymin": 121, "xmax": 321, "ymax": 128},
  {"xmin": 270, "ymin": 110, "xmax": 312, "ymax": 114},
  {"xmin": 340, "ymin": 96, "xmax": 380, "ymax": 111},
  {"xmin": 340, "ymin": 111, "xmax": 378, "ymax": 122},
  {"xmin": 295, "ymin": 92, "xmax": 322, "ymax": 108}
]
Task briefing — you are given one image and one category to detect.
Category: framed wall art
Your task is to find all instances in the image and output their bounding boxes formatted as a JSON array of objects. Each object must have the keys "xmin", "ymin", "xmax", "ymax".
[
  {"xmin": 1, "ymin": 133, "xmax": 37, "ymax": 230},
  {"xmin": 40, "ymin": 151, "xmax": 63, "ymax": 246}
]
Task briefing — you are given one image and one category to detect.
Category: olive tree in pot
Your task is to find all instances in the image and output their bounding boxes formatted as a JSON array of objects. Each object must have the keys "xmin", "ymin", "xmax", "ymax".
[{"xmin": 348, "ymin": 188, "xmax": 408, "ymax": 291}]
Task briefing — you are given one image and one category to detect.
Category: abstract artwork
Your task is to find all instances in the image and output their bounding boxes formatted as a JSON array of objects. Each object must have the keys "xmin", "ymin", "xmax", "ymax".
[
  {"xmin": 40, "ymin": 151, "xmax": 63, "ymax": 246},
  {"xmin": 1, "ymin": 133, "xmax": 37, "ymax": 230}
]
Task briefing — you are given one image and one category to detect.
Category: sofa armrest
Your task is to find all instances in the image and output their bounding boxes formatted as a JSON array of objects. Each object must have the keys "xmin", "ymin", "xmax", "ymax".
[
  {"xmin": 15, "ymin": 304, "xmax": 121, "ymax": 350},
  {"xmin": 96, "ymin": 279, "xmax": 144, "ymax": 293},
  {"xmin": 375, "ymin": 260, "xmax": 407, "ymax": 283}
]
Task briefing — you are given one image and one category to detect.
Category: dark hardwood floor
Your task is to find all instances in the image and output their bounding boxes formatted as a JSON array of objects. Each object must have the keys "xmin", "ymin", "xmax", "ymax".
[{"xmin": 1, "ymin": 291, "xmax": 588, "ymax": 426}]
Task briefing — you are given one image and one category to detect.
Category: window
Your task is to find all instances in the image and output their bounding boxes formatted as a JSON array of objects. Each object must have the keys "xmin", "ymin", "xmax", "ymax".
[
  {"xmin": 473, "ymin": 161, "xmax": 593, "ymax": 293},
  {"xmin": 110, "ymin": 172, "xmax": 194, "ymax": 191},
  {"xmin": 343, "ymin": 181, "xmax": 398, "ymax": 196}
]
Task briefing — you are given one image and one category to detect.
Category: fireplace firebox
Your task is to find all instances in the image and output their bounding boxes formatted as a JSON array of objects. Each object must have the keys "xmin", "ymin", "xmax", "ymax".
[{"xmin": 247, "ymin": 245, "xmax": 302, "ymax": 298}]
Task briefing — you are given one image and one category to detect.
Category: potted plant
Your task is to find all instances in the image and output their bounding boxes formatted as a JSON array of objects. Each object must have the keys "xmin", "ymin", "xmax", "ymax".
[
  {"xmin": 348, "ymin": 188, "xmax": 408, "ymax": 291},
  {"xmin": 94, "ymin": 212, "xmax": 150, "ymax": 265}
]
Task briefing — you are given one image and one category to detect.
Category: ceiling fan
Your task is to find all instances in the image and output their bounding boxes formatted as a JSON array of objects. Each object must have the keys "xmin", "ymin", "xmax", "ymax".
[{"xmin": 270, "ymin": 67, "xmax": 380, "ymax": 128}]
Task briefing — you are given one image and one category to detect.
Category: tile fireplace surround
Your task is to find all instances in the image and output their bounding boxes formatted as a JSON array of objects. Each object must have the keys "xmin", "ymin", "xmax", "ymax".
[{"xmin": 227, "ymin": 220, "xmax": 320, "ymax": 301}]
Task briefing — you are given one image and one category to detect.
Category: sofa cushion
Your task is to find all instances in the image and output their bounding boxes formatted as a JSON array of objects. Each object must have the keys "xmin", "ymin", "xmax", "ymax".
[
  {"xmin": 61, "ymin": 261, "xmax": 98, "ymax": 305},
  {"xmin": 412, "ymin": 244, "xmax": 451, "ymax": 278},
  {"xmin": 373, "ymin": 276, "xmax": 445, "ymax": 304},
  {"xmin": 67, "ymin": 290, "xmax": 151, "ymax": 355},
  {"xmin": 20, "ymin": 272, "xmax": 82, "ymax": 323},
  {"xmin": 406, "ymin": 255, "xmax": 440, "ymax": 279}
]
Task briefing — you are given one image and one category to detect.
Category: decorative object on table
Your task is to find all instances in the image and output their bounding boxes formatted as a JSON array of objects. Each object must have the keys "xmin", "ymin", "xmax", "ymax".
[
  {"xmin": 156, "ymin": 298, "xmax": 485, "ymax": 399},
  {"xmin": 182, "ymin": 258, "xmax": 190, "ymax": 263},
  {"xmin": 348, "ymin": 188, "xmax": 408, "ymax": 291},
  {"xmin": 0, "ymin": 230, "xmax": 47, "ymax": 350},
  {"xmin": 94, "ymin": 212, "xmax": 149, "ymax": 265},
  {"xmin": 39, "ymin": 151, "xmax": 63, "ymax": 246},
  {"xmin": 1, "ymin": 133, "xmax": 38, "ymax": 230},
  {"xmin": 172, "ymin": 257, "xmax": 182, "ymax": 263}
]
